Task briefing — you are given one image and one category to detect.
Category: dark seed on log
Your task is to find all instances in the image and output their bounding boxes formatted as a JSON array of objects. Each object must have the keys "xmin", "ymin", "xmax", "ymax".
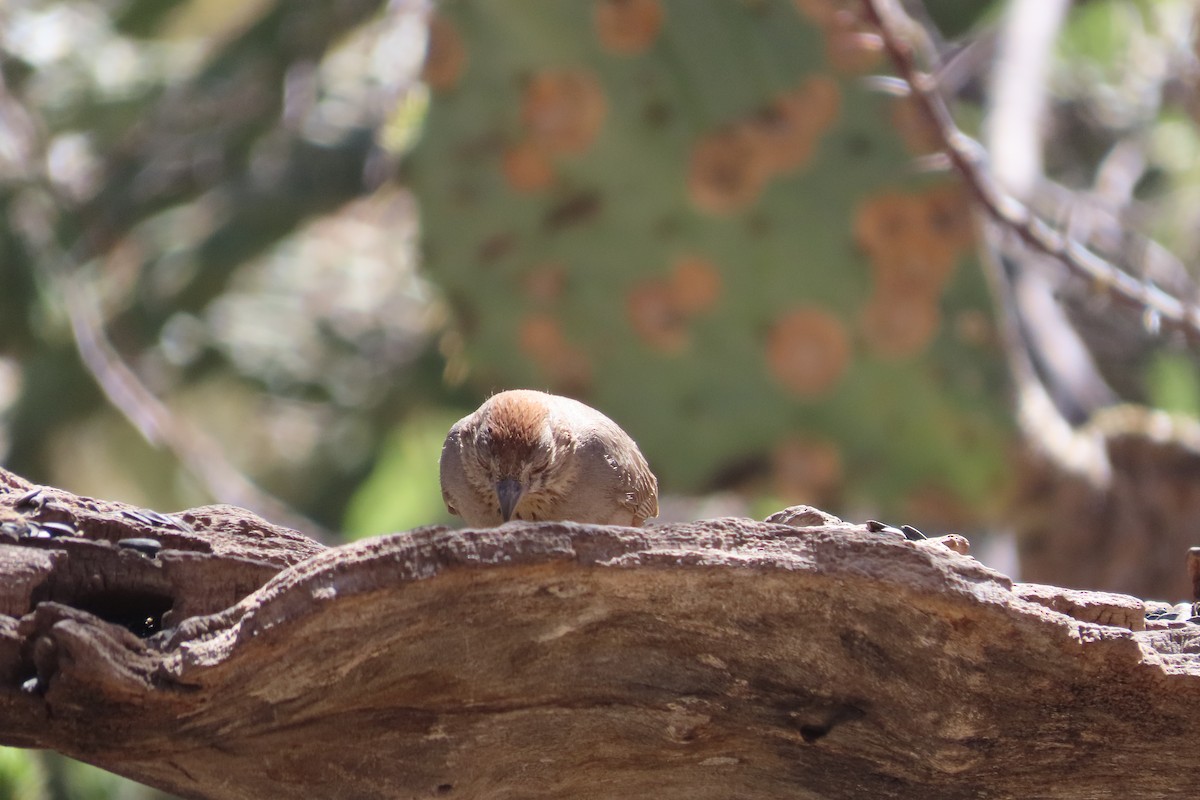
[
  {"xmin": 121, "ymin": 509, "xmax": 157, "ymax": 526},
  {"xmin": 21, "ymin": 524, "xmax": 52, "ymax": 540},
  {"xmin": 865, "ymin": 520, "xmax": 906, "ymax": 537},
  {"xmin": 118, "ymin": 537, "xmax": 163, "ymax": 557},
  {"xmin": 13, "ymin": 487, "xmax": 43, "ymax": 511},
  {"xmin": 166, "ymin": 514, "xmax": 194, "ymax": 532},
  {"xmin": 38, "ymin": 521, "xmax": 78, "ymax": 537}
]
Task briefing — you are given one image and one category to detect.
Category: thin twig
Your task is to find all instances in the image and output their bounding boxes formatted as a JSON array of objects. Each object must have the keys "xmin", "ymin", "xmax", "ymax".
[
  {"xmin": 861, "ymin": 0, "xmax": 1200, "ymax": 346},
  {"xmin": 58, "ymin": 265, "xmax": 335, "ymax": 541},
  {"xmin": 16, "ymin": 193, "xmax": 332, "ymax": 541}
]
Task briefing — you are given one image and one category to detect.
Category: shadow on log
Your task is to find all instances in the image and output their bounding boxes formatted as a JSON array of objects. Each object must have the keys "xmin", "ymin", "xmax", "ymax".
[{"xmin": 2, "ymin": 466, "xmax": 1199, "ymax": 799}]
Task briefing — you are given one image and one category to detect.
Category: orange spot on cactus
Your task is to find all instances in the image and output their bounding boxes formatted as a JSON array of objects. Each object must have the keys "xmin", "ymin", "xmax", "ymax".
[
  {"xmin": 802, "ymin": 74, "xmax": 842, "ymax": 132},
  {"xmin": 792, "ymin": 1, "xmax": 878, "ymax": 73},
  {"xmin": 823, "ymin": 16, "xmax": 883, "ymax": 75},
  {"xmin": 518, "ymin": 315, "xmax": 562, "ymax": 359},
  {"xmin": 859, "ymin": 291, "xmax": 941, "ymax": 360},
  {"xmin": 889, "ymin": 96, "xmax": 942, "ymax": 156},
  {"xmin": 521, "ymin": 70, "xmax": 608, "ymax": 156},
  {"xmin": 627, "ymin": 279, "xmax": 689, "ymax": 353},
  {"xmin": 687, "ymin": 127, "xmax": 770, "ymax": 215},
  {"xmin": 523, "ymin": 262, "xmax": 568, "ymax": 305},
  {"xmin": 595, "ymin": 0, "xmax": 664, "ymax": 55},
  {"xmin": 502, "ymin": 139, "xmax": 556, "ymax": 193},
  {"xmin": 518, "ymin": 314, "xmax": 593, "ymax": 390},
  {"xmin": 922, "ymin": 181, "xmax": 976, "ymax": 253},
  {"xmin": 882, "ymin": 246, "xmax": 957, "ymax": 297},
  {"xmin": 854, "ymin": 191, "xmax": 931, "ymax": 290},
  {"xmin": 766, "ymin": 307, "xmax": 851, "ymax": 397},
  {"xmin": 751, "ymin": 110, "xmax": 816, "ymax": 176},
  {"xmin": 748, "ymin": 76, "xmax": 842, "ymax": 175},
  {"xmin": 625, "ymin": 257, "xmax": 722, "ymax": 352},
  {"xmin": 854, "ymin": 191, "xmax": 914, "ymax": 253},
  {"xmin": 791, "ymin": 0, "xmax": 845, "ymax": 25},
  {"xmin": 772, "ymin": 436, "xmax": 844, "ymax": 503},
  {"xmin": 422, "ymin": 14, "xmax": 467, "ymax": 92},
  {"xmin": 669, "ymin": 256, "xmax": 722, "ymax": 314},
  {"xmin": 854, "ymin": 187, "xmax": 964, "ymax": 296}
]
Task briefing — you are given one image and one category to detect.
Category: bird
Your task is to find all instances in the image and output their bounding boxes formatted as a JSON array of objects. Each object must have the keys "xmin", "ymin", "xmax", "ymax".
[{"xmin": 439, "ymin": 389, "xmax": 658, "ymax": 527}]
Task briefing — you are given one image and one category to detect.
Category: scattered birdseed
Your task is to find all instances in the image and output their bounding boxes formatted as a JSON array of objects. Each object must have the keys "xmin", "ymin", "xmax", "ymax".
[
  {"xmin": 13, "ymin": 487, "xmax": 43, "ymax": 512},
  {"xmin": 117, "ymin": 537, "xmax": 163, "ymax": 557},
  {"xmin": 37, "ymin": 521, "xmax": 77, "ymax": 537}
]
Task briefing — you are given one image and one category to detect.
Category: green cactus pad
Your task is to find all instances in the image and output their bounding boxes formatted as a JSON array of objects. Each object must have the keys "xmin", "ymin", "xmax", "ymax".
[{"xmin": 407, "ymin": 0, "xmax": 1010, "ymax": 521}]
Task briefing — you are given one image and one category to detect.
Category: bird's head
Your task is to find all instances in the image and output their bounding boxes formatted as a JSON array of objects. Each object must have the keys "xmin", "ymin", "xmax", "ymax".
[{"xmin": 468, "ymin": 392, "xmax": 566, "ymax": 521}]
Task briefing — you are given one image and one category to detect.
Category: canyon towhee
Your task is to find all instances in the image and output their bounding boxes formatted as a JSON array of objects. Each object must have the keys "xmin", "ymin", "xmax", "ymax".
[{"xmin": 440, "ymin": 389, "xmax": 658, "ymax": 527}]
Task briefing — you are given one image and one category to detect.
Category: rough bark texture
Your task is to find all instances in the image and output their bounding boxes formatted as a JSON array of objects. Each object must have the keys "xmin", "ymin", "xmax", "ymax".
[
  {"xmin": 1013, "ymin": 412, "xmax": 1200, "ymax": 601},
  {"xmin": 2, "ymin": 467, "xmax": 1199, "ymax": 799}
]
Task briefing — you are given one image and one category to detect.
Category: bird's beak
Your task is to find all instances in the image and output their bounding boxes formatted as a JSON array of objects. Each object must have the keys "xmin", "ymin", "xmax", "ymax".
[{"xmin": 496, "ymin": 478, "xmax": 524, "ymax": 522}]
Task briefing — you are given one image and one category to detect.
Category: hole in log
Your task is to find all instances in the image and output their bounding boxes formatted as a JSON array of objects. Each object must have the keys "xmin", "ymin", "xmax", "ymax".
[
  {"xmin": 797, "ymin": 704, "xmax": 866, "ymax": 744},
  {"xmin": 799, "ymin": 723, "xmax": 830, "ymax": 743},
  {"xmin": 73, "ymin": 590, "xmax": 173, "ymax": 637},
  {"xmin": 30, "ymin": 586, "xmax": 174, "ymax": 639}
]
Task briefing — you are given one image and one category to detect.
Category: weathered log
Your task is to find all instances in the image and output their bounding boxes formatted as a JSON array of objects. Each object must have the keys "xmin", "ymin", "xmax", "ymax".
[{"xmin": 2, "ymin": 467, "xmax": 1198, "ymax": 799}]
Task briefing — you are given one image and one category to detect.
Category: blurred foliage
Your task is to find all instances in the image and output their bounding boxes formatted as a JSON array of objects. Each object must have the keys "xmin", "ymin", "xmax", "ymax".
[
  {"xmin": 4, "ymin": 0, "xmax": 1200, "ymax": 795},
  {"xmin": 37, "ymin": 753, "xmax": 174, "ymax": 800},
  {"xmin": 1039, "ymin": 0, "xmax": 1200, "ymax": 403},
  {"xmin": 0, "ymin": 0, "xmax": 443, "ymax": 532},
  {"xmin": 1147, "ymin": 353, "xmax": 1200, "ymax": 416},
  {"xmin": 0, "ymin": 746, "xmax": 47, "ymax": 800},
  {"xmin": 0, "ymin": 749, "xmax": 174, "ymax": 800},
  {"xmin": 343, "ymin": 408, "xmax": 462, "ymax": 536}
]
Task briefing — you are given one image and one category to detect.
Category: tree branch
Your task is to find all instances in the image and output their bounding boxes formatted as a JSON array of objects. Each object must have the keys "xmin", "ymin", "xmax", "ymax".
[
  {"xmin": 3, "ymin": 468, "xmax": 1200, "ymax": 798},
  {"xmin": 861, "ymin": 0, "xmax": 1200, "ymax": 346}
]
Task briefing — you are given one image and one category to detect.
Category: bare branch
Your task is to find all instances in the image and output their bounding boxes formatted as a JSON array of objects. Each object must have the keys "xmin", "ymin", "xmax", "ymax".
[
  {"xmin": 58, "ymin": 265, "xmax": 335, "ymax": 541},
  {"xmin": 14, "ymin": 193, "xmax": 333, "ymax": 541},
  {"xmin": 861, "ymin": 0, "xmax": 1200, "ymax": 346}
]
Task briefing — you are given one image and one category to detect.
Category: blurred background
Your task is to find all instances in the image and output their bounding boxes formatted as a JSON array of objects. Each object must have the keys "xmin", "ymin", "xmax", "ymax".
[{"xmin": 4, "ymin": 0, "xmax": 1200, "ymax": 795}]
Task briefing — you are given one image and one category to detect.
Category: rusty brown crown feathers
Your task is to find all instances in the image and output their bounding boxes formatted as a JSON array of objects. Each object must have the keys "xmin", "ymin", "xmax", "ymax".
[{"xmin": 439, "ymin": 390, "xmax": 658, "ymax": 527}]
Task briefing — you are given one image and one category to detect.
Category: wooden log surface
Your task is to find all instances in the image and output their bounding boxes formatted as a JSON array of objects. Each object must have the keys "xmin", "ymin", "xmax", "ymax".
[{"xmin": 2, "ymin": 467, "xmax": 1198, "ymax": 799}]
